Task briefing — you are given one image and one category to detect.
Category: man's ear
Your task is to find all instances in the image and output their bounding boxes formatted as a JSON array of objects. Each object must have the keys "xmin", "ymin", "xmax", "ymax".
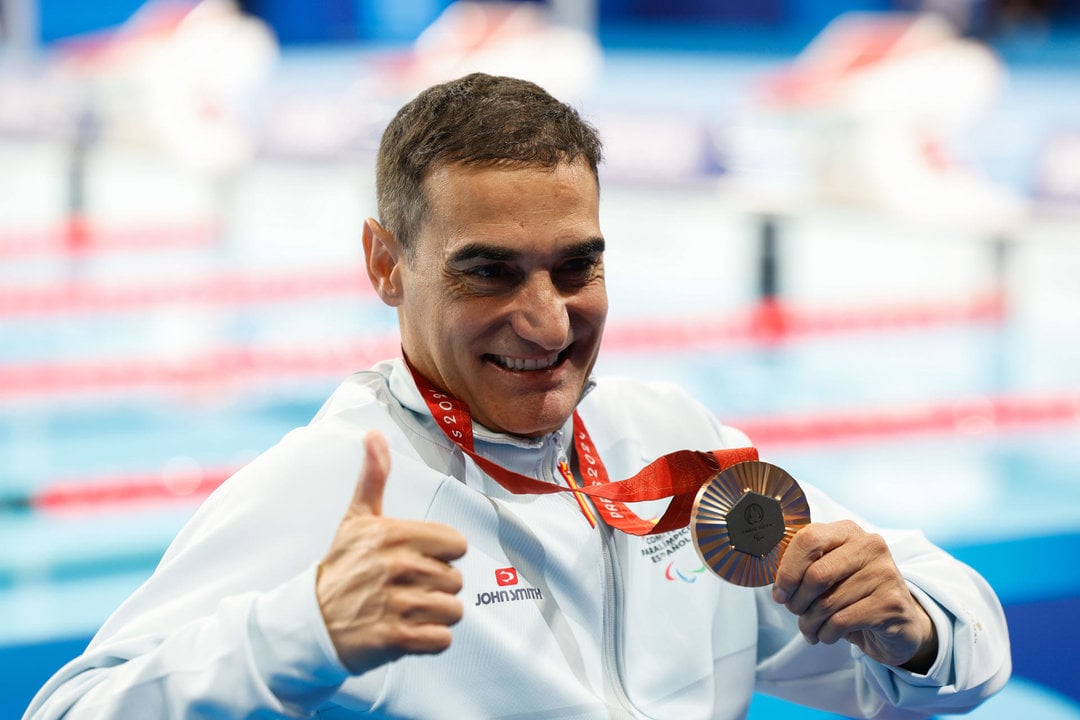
[{"xmin": 363, "ymin": 218, "xmax": 404, "ymax": 307}]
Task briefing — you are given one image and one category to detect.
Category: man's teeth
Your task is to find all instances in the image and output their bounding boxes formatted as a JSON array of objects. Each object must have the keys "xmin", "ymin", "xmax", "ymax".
[{"xmin": 495, "ymin": 354, "xmax": 559, "ymax": 371}]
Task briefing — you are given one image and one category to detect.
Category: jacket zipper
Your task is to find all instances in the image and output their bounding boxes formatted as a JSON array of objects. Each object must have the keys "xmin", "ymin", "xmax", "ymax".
[
  {"xmin": 549, "ymin": 435, "xmax": 641, "ymax": 718},
  {"xmin": 600, "ymin": 522, "xmax": 643, "ymax": 718}
]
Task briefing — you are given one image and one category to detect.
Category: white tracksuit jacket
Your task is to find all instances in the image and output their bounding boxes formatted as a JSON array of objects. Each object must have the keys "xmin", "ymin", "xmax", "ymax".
[{"xmin": 24, "ymin": 359, "xmax": 1011, "ymax": 719}]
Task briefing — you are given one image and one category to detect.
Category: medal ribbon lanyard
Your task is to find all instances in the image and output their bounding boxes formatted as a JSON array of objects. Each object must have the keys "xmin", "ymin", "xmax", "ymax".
[{"xmin": 407, "ymin": 361, "xmax": 758, "ymax": 536}]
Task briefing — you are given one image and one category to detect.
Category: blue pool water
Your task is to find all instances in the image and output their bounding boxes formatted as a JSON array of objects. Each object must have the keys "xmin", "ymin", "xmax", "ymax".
[{"xmin": 3, "ymin": 43, "xmax": 1080, "ymax": 719}]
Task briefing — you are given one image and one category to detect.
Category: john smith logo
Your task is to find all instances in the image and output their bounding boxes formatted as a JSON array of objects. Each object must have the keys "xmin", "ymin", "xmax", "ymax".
[
  {"xmin": 494, "ymin": 567, "xmax": 518, "ymax": 586},
  {"xmin": 664, "ymin": 561, "xmax": 708, "ymax": 583},
  {"xmin": 475, "ymin": 566, "xmax": 544, "ymax": 606}
]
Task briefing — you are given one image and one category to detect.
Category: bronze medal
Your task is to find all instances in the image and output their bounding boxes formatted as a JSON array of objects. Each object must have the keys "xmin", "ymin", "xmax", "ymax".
[{"xmin": 690, "ymin": 461, "xmax": 811, "ymax": 587}]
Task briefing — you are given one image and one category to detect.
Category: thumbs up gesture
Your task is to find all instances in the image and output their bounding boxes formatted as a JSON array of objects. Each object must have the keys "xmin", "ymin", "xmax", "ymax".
[{"xmin": 317, "ymin": 431, "xmax": 468, "ymax": 675}]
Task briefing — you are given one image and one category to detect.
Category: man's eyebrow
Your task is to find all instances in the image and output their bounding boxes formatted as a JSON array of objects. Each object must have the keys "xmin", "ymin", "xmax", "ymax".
[
  {"xmin": 447, "ymin": 238, "xmax": 605, "ymax": 264},
  {"xmin": 447, "ymin": 243, "xmax": 521, "ymax": 264},
  {"xmin": 567, "ymin": 238, "xmax": 606, "ymax": 256}
]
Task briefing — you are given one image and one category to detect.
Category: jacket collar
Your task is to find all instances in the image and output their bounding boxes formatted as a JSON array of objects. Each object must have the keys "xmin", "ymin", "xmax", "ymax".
[{"xmin": 385, "ymin": 357, "xmax": 593, "ymax": 451}]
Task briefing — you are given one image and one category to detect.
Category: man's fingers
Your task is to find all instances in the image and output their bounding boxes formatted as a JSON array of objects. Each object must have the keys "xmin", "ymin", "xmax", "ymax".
[
  {"xmin": 381, "ymin": 550, "xmax": 465, "ymax": 594},
  {"xmin": 392, "ymin": 587, "xmax": 466, "ymax": 627},
  {"xmin": 772, "ymin": 520, "xmax": 860, "ymax": 604},
  {"xmin": 377, "ymin": 520, "xmax": 468, "ymax": 563},
  {"xmin": 390, "ymin": 622, "xmax": 456, "ymax": 656},
  {"xmin": 803, "ymin": 591, "xmax": 876, "ymax": 647},
  {"xmin": 366, "ymin": 589, "xmax": 463, "ymax": 660},
  {"xmin": 796, "ymin": 576, "xmax": 869, "ymax": 644},
  {"xmin": 352, "ymin": 431, "xmax": 392, "ymax": 516},
  {"xmin": 781, "ymin": 536, "xmax": 868, "ymax": 616}
]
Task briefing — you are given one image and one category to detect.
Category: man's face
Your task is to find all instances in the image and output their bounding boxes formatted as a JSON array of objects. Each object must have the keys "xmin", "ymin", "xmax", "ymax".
[{"xmin": 384, "ymin": 159, "xmax": 607, "ymax": 438}]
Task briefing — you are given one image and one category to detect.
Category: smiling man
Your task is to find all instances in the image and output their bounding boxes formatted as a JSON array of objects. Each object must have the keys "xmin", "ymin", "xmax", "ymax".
[
  {"xmin": 367, "ymin": 158, "xmax": 608, "ymax": 438},
  {"xmin": 25, "ymin": 73, "xmax": 1010, "ymax": 720}
]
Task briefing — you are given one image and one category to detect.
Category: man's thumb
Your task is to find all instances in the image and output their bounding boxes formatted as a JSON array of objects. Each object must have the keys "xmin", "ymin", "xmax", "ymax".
[{"xmin": 352, "ymin": 430, "xmax": 391, "ymax": 515}]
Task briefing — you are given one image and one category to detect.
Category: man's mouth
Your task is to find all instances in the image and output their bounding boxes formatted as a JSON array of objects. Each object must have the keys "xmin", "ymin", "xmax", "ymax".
[{"xmin": 487, "ymin": 349, "xmax": 568, "ymax": 372}]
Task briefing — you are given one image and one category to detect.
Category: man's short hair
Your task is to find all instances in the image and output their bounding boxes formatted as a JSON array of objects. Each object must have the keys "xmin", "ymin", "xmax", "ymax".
[{"xmin": 375, "ymin": 72, "xmax": 603, "ymax": 256}]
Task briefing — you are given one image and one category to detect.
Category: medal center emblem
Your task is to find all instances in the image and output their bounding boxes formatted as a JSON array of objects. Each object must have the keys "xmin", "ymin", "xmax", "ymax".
[{"xmin": 726, "ymin": 491, "xmax": 786, "ymax": 558}]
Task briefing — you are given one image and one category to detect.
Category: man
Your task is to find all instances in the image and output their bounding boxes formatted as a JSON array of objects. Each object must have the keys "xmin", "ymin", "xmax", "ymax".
[{"xmin": 25, "ymin": 73, "xmax": 1009, "ymax": 719}]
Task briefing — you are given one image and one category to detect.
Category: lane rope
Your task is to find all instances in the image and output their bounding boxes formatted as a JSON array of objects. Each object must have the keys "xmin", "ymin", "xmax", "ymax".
[
  {"xmin": 0, "ymin": 218, "xmax": 218, "ymax": 260},
  {"xmin": 0, "ymin": 295, "xmax": 1004, "ymax": 398},
  {"xmin": 0, "ymin": 267, "xmax": 374, "ymax": 316},
  {"xmin": 4, "ymin": 389, "xmax": 1077, "ymax": 516}
]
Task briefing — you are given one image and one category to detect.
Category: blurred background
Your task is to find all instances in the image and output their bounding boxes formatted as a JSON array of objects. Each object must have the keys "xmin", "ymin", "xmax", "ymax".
[{"xmin": 2, "ymin": 0, "xmax": 1079, "ymax": 717}]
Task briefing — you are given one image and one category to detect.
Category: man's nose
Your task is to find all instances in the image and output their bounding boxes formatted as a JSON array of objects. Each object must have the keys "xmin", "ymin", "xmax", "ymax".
[{"xmin": 509, "ymin": 274, "xmax": 571, "ymax": 351}]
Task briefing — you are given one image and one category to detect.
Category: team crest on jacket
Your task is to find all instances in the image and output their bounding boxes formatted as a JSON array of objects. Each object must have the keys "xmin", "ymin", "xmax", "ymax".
[{"xmin": 640, "ymin": 527, "xmax": 708, "ymax": 582}]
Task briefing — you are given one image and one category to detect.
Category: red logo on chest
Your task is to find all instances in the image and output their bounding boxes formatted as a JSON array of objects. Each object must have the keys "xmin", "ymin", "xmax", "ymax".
[{"xmin": 494, "ymin": 567, "xmax": 518, "ymax": 586}]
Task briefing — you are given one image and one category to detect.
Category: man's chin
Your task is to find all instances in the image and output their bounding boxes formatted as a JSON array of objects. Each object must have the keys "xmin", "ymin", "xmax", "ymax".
[{"xmin": 478, "ymin": 398, "xmax": 577, "ymax": 439}]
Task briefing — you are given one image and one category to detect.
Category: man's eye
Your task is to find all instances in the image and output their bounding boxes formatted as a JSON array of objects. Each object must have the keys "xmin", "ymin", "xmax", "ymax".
[
  {"xmin": 557, "ymin": 257, "xmax": 601, "ymax": 282},
  {"xmin": 457, "ymin": 263, "xmax": 522, "ymax": 290},
  {"xmin": 466, "ymin": 264, "xmax": 511, "ymax": 280}
]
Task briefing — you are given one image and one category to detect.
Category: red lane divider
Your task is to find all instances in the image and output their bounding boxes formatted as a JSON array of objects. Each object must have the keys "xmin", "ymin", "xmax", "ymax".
[
  {"xmin": 33, "ymin": 468, "xmax": 235, "ymax": 514},
  {"xmin": 0, "ymin": 338, "xmax": 402, "ymax": 397},
  {"xmin": 0, "ymin": 297, "xmax": 1004, "ymax": 400},
  {"xmin": 737, "ymin": 393, "xmax": 1080, "ymax": 448},
  {"xmin": 0, "ymin": 267, "xmax": 374, "ymax": 316},
  {"xmin": 11, "ymin": 390, "xmax": 1079, "ymax": 516},
  {"xmin": 601, "ymin": 295, "xmax": 1004, "ymax": 351},
  {"xmin": 0, "ymin": 218, "xmax": 219, "ymax": 260}
]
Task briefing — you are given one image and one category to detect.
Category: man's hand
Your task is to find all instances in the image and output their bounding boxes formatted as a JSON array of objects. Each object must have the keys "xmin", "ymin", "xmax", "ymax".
[
  {"xmin": 772, "ymin": 520, "xmax": 938, "ymax": 673},
  {"xmin": 317, "ymin": 431, "xmax": 468, "ymax": 675}
]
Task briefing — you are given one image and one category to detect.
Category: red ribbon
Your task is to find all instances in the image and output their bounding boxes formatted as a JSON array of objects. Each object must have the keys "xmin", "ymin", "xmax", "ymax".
[{"xmin": 407, "ymin": 360, "xmax": 758, "ymax": 535}]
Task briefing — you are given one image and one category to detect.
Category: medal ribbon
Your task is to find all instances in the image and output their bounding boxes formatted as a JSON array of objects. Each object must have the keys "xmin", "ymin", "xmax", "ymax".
[{"xmin": 407, "ymin": 362, "xmax": 758, "ymax": 536}]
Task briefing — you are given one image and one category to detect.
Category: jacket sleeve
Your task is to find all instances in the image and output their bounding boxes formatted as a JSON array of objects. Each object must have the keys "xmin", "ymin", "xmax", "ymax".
[
  {"xmin": 23, "ymin": 567, "xmax": 350, "ymax": 719},
  {"xmin": 22, "ymin": 426, "xmax": 384, "ymax": 720},
  {"xmin": 752, "ymin": 482, "xmax": 1012, "ymax": 719}
]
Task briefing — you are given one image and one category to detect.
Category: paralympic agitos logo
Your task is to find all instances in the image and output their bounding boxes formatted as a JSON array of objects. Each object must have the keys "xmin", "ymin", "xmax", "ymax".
[
  {"xmin": 474, "ymin": 567, "xmax": 545, "ymax": 606},
  {"xmin": 665, "ymin": 561, "xmax": 708, "ymax": 583}
]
